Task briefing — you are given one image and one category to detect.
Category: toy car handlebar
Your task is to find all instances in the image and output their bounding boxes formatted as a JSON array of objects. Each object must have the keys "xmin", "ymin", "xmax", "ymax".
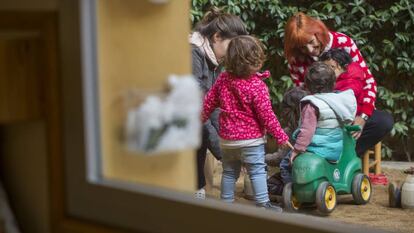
[{"xmin": 345, "ymin": 125, "xmax": 361, "ymax": 132}]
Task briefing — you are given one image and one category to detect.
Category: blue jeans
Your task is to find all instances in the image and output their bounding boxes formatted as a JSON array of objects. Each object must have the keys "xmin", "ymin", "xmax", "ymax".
[
  {"xmin": 279, "ymin": 150, "xmax": 292, "ymax": 184},
  {"xmin": 221, "ymin": 144, "xmax": 269, "ymax": 204}
]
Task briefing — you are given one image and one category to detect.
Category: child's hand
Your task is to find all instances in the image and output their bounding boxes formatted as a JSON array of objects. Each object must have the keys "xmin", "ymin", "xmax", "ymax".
[
  {"xmin": 289, "ymin": 150, "xmax": 299, "ymax": 165},
  {"xmin": 280, "ymin": 141, "xmax": 294, "ymax": 150}
]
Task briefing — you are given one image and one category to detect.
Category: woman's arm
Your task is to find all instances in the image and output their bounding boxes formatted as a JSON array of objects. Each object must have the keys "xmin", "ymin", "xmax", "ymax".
[
  {"xmin": 337, "ymin": 34, "xmax": 376, "ymax": 116},
  {"xmin": 192, "ymin": 46, "xmax": 208, "ymax": 94}
]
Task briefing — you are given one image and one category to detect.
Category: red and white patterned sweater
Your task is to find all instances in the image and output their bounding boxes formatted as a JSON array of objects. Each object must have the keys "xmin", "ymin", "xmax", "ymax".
[
  {"xmin": 201, "ymin": 71, "xmax": 289, "ymax": 144},
  {"xmin": 288, "ymin": 31, "xmax": 377, "ymax": 116}
]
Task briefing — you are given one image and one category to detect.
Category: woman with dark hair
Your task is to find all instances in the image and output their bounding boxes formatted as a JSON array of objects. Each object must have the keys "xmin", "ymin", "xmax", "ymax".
[
  {"xmin": 283, "ymin": 12, "xmax": 393, "ymax": 157},
  {"xmin": 190, "ymin": 7, "xmax": 248, "ymax": 198}
]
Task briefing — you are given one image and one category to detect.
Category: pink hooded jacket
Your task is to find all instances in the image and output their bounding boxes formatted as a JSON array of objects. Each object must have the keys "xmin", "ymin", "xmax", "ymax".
[{"xmin": 202, "ymin": 71, "xmax": 289, "ymax": 145}]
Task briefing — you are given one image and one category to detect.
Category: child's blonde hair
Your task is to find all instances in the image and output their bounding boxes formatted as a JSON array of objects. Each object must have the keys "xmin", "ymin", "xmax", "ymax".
[{"xmin": 224, "ymin": 35, "xmax": 266, "ymax": 78}]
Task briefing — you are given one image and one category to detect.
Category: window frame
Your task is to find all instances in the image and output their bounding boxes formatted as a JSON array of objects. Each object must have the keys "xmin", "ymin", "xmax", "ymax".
[{"xmin": 58, "ymin": 0, "xmax": 385, "ymax": 232}]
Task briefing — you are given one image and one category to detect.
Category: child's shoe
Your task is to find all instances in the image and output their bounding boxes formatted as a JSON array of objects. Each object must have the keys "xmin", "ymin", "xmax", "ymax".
[
  {"xmin": 195, "ymin": 188, "xmax": 206, "ymax": 199},
  {"xmin": 256, "ymin": 202, "xmax": 283, "ymax": 213}
]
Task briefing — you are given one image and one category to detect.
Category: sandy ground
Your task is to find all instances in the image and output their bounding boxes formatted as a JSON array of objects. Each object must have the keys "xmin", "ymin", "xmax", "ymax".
[{"xmin": 205, "ymin": 158, "xmax": 414, "ymax": 233}]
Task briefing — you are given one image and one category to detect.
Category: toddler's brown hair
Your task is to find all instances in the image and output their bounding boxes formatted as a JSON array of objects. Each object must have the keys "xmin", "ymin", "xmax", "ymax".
[{"xmin": 224, "ymin": 35, "xmax": 266, "ymax": 78}]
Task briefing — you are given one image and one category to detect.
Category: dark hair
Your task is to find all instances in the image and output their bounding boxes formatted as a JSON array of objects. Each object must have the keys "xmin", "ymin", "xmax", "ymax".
[
  {"xmin": 305, "ymin": 62, "xmax": 336, "ymax": 93},
  {"xmin": 281, "ymin": 87, "xmax": 309, "ymax": 130},
  {"xmin": 195, "ymin": 7, "xmax": 247, "ymax": 40},
  {"xmin": 224, "ymin": 35, "xmax": 265, "ymax": 78},
  {"xmin": 282, "ymin": 87, "xmax": 309, "ymax": 109},
  {"xmin": 320, "ymin": 48, "xmax": 352, "ymax": 68}
]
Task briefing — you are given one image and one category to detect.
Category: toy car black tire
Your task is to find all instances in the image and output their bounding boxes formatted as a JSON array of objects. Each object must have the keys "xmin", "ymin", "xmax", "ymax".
[
  {"xmin": 315, "ymin": 181, "xmax": 337, "ymax": 215},
  {"xmin": 282, "ymin": 182, "xmax": 300, "ymax": 212},
  {"xmin": 352, "ymin": 173, "xmax": 372, "ymax": 205}
]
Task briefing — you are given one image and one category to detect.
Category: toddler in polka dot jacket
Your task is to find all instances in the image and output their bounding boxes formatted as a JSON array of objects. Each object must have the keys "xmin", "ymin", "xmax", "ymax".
[
  {"xmin": 201, "ymin": 35, "xmax": 292, "ymax": 210},
  {"xmin": 201, "ymin": 36, "xmax": 292, "ymax": 149}
]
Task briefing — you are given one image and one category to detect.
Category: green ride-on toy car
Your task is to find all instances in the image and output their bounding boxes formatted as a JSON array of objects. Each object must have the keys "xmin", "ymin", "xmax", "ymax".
[{"xmin": 282, "ymin": 125, "xmax": 372, "ymax": 214}]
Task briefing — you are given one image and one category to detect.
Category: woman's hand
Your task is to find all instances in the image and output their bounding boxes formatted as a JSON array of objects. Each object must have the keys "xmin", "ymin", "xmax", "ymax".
[{"xmin": 352, "ymin": 116, "xmax": 366, "ymax": 139}]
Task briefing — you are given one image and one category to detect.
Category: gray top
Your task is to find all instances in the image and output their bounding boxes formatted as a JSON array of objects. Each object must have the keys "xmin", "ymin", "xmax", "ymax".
[{"xmin": 191, "ymin": 45, "xmax": 221, "ymax": 159}]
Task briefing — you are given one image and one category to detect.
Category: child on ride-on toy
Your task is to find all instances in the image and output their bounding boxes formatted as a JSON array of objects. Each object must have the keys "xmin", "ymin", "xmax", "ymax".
[{"xmin": 279, "ymin": 62, "xmax": 357, "ymax": 185}]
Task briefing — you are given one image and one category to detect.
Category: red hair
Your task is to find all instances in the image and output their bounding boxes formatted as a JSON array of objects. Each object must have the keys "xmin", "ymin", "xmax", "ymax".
[{"xmin": 284, "ymin": 12, "xmax": 330, "ymax": 63}]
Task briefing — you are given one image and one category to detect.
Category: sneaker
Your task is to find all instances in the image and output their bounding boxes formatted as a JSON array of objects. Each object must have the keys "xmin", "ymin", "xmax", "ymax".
[
  {"xmin": 195, "ymin": 188, "xmax": 206, "ymax": 199},
  {"xmin": 256, "ymin": 202, "xmax": 283, "ymax": 213}
]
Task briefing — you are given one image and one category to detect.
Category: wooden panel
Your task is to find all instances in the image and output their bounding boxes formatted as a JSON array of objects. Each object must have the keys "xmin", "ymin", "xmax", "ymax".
[
  {"xmin": 0, "ymin": 0, "xmax": 57, "ymax": 11},
  {"xmin": 0, "ymin": 38, "xmax": 43, "ymax": 123},
  {"xmin": 0, "ymin": 11, "xmax": 56, "ymax": 233},
  {"xmin": 96, "ymin": 0, "xmax": 196, "ymax": 192},
  {"xmin": 0, "ymin": 121, "xmax": 50, "ymax": 233}
]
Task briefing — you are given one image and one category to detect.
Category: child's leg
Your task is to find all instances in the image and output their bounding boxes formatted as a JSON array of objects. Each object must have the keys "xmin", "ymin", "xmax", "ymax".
[
  {"xmin": 220, "ymin": 148, "xmax": 242, "ymax": 203},
  {"xmin": 241, "ymin": 144, "xmax": 269, "ymax": 204},
  {"xmin": 279, "ymin": 150, "xmax": 292, "ymax": 184}
]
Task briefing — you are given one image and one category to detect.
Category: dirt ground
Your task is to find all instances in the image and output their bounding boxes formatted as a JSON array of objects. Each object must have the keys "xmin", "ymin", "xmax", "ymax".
[{"xmin": 205, "ymin": 160, "xmax": 414, "ymax": 233}]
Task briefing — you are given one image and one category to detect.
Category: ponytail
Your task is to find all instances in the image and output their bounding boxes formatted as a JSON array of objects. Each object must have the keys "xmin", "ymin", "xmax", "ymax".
[{"xmin": 195, "ymin": 7, "xmax": 247, "ymax": 40}]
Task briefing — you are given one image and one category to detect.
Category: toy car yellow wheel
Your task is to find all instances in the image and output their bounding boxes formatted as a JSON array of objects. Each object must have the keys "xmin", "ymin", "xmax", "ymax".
[
  {"xmin": 352, "ymin": 173, "xmax": 372, "ymax": 205},
  {"xmin": 282, "ymin": 182, "xmax": 301, "ymax": 212},
  {"xmin": 316, "ymin": 181, "xmax": 336, "ymax": 214}
]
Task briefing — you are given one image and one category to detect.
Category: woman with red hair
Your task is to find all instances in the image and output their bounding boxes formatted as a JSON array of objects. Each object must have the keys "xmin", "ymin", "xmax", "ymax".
[{"xmin": 283, "ymin": 12, "xmax": 393, "ymax": 157}]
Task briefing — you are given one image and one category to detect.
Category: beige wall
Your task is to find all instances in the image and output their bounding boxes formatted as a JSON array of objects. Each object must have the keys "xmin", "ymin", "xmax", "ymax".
[
  {"xmin": 97, "ymin": 0, "xmax": 196, "ymax": 191},
  {"xmin": 0, "ymin": 122, "xmax": 50, "ymax": 233}
]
